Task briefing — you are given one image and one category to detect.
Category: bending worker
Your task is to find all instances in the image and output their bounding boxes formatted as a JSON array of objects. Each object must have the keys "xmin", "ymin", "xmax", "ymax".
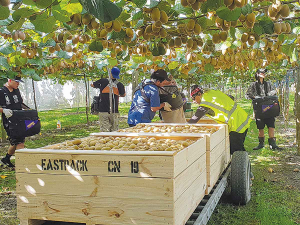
[
  {"xmin": 128, "ymin": 69, "xmax": 172, "ymax": 126},
  {"xmin": 188, "ymin": 85, "xmax": 251, "ymax": 154}
]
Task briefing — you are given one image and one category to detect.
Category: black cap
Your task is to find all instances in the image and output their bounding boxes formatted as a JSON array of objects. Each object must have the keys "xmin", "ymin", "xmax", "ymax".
[
  {"xmin": 13, "ymin": 76, "xmax": 24, "ymax": 83},
  {"xmin": 151, "ymin": 69, "xmax": 171, "ymax": 82}
]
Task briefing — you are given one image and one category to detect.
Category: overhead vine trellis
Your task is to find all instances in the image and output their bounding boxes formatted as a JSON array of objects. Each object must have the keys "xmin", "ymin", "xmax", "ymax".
[{"xmin": 0, "ymin": 0, "xmax": 300, "ymax": 152}]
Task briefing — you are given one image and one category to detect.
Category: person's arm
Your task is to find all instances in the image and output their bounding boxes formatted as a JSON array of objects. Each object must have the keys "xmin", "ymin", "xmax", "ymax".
[
  {"xmin": 188, "ymin": 106, "xmax": 208, "ymax": 124},
  {"xmin": 118, "ymin": 82, "xmax": 126, "ymax": 97},
  {"xmin": 151, "ymin": 103, "xmax": 165, "ymax": 112},
  {"xmin": 246, "ymin": 83, "xmax": 255, "ymax": 100},
  {"xmin": 267, "ymin": 82, "xmax": 277, "ymax": 96}
]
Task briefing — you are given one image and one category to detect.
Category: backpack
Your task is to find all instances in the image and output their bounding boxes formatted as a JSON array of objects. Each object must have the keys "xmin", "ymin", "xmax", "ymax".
[{"xmin": 134, "ymin": 80, "xmax": 155, "ymax": 103}]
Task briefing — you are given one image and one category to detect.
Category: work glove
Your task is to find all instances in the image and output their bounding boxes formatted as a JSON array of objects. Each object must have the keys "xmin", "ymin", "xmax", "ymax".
[
  {"xmin": 3, "ymin": 109, "xmax": 13, "ymax": 118},
  {"xmin": 163, "ymin": 102, "xmax": 172, "ymax": 112},
  {"xmin": 254, "ymin": 96, "xmax": 262, "ymax": 99}
]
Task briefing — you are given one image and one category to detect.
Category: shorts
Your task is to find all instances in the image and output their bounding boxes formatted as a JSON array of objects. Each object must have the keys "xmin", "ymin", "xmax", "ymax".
[{"xmin": 255, "ymin": 117, "xmax": 275, "ymax": 129}]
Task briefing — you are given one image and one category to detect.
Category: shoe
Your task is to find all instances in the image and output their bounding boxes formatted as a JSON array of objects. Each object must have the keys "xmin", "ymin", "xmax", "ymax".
[
  {"xmin": 268, "ymin": 137, "xmax": 283, "ymax": 151},
  {"xmin": 0, "ymin": 157, "xmax": 15, "ymax": 168},
  {"xmin": 253, "ymin": 137, "xmax": 265, "ymax": 150}
]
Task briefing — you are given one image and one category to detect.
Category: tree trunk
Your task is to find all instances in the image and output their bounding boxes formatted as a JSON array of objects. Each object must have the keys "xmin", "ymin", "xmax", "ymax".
[
  {"xmin": 284, "ymin": 72, "xmax": 290, "ymax": 129},
  {"xmin": 132, "ymin": 70, "xmax": 139, "ymax": 99},
  {"xmin": 32, "ymin": 79, "xmax": 37, "ymax": 110},
  {"xmin": 295, "ymin": 68, "xmax": 300, "ymax": 155},
  {"xmin": 83, "ymin": 74, "xmax": 89, "ymax": 125}
]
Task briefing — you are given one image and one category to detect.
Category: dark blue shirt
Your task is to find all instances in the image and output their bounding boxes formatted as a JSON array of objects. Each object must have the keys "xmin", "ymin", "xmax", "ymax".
[{"xmin": 128, "ymin": 80, "xmax": 160, "ymax": 125}]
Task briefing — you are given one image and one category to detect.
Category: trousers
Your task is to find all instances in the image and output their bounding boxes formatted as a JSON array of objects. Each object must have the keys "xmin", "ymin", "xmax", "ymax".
[{"xmin": 99, "ymin": 112, "xmax": 119, "ymax": 132}]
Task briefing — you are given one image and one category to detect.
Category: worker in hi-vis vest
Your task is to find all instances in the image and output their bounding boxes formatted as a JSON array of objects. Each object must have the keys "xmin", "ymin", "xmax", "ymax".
[{"xmin": 188, "ymin": 85, "xmax": 251, "ymax": 155}]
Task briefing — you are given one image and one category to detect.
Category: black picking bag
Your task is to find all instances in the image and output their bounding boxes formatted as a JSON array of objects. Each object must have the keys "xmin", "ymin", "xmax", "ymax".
[
  {"xmin": 159, "ymin": 85, "xmax": 184, "ymax": 111},
  {"xmin": 253, "ymin": 96, "xmax": 280, "ymax": 119},
  {"xmin": 91, "ymin": 96, "xmax": 100, "ymax": 114},
  {"xmin": 8, "ymin": 110, "xmax": 41, "ymax": 138}
]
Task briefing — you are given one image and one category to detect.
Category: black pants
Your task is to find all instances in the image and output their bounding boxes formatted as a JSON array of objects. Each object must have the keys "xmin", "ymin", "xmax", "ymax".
[{"xmin": 229, "ymin": 129, "xmax": 248, "ymax": 154}]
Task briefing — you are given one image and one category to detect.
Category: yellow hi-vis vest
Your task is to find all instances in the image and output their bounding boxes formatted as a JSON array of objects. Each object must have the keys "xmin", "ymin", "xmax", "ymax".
[{"xmin": 200, "ymin": 90, "xmax": 251, "ymax": 133}]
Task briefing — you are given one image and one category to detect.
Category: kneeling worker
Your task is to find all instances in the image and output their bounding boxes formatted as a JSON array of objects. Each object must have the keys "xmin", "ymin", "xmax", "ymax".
[{"xmin": 188, "ymin": 85, "xmax": 251, "ymax": 154}]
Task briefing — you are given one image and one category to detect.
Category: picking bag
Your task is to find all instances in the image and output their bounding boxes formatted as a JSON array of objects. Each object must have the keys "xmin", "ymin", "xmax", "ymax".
[
  {"xmin": 253, "ymin": 96, "xmax": 280, "ymax": 119},
  {"xmin": 159, "ymin": 85, "xmax": 184, "ymax": 111},
  {"xmin": 8, "ymin": 109, "xmax": 41, "ymax": 138},
  {"xmin": 91, "ymin": 96, "xmax": 100, "ymax": 114}
]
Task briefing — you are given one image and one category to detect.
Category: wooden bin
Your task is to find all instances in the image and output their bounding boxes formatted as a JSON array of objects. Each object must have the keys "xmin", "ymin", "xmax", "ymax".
[
  {"xmin": 117, "ymin": 123, "xmax": 230, "ymax": 194},
  {"xmin": 16, "ymin": 133, "xmax": 207, "ymax": 225}
]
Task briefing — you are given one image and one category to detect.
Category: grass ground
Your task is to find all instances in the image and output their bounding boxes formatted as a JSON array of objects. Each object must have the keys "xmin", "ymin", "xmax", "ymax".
[{"xmin": 0, "ymin": 98, "xmax": 299, "ymax": 225}]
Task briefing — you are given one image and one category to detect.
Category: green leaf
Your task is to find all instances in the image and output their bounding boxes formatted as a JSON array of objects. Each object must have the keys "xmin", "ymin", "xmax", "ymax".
[
  {"xmin": 132, "ymin": 55, "xmax": 146, "ymax": 63},
  {"xmin": 135, "ymin": 19, "xmax": 144, "ymax": 28},
  {"xmin": 36, "ymin": 0, "xmax": 55, "ymax": 8},
  {"xmin": 0, "ymin": 44, "xmax": 15, "ymax": 55},
  {"xmin": 52, "ymin": 5, "xmax": 72, "ymax": 22},
  {"xmin": 0, "ymin": 6, "xmax": 10, "ymax": 20},
  {"xmin": 258, "ymin": 17, "xmax": 274, "ymax": 34},
  {"xmin": 79, "ymin": 0, "xmax": 122, "ymax": 23},
  {"xmin": 168, "ymin": 61, "xmax": 179, "ymax": 70},
  {"xmin": 241, "ymin": 4, "xmax": 252, "ymax": 15},
  {"xmin": 253, "ymin": 23, "xmax": 263, "ymax": 35},
  {"xmin": 150, "ymin": 0, "xmax": 159, "ymax": 8},
  {"xmin": 198, "ymin": 17, "xmax": 208, "ymax": 30},
  {"xmin": 57, "ymin": 50, "xmax": 70, "ymax": 59},
  {"xmin": 7, "ymin": 18, "xmax": 25, "ymax": 32},
  {"xmin": 158, "ymin": 1, "xmax": 171, "ymax": 13},
  {"xmin": 6, "ymin": 71, "xmax": 18, "ymax": 79},
  {"xmin": 118, "ymin": 11, "xmax": 131, "ymax": 22},
  {"xmin": 12, "ymin": 8, "xmax": 36, "ymax": 22},
  {"xmin": 133, "ymin": 0, "xmax": 147, "ymax": 8},
  {"xmin": 30, "ymin": 13, "xmax": 57, "ymax": 33},
  {"xmin": 229, "ymin": 27, "xmax": 236, "ymax": 40},
  {"xmin": 0, "ymin": 56, "xmax": 9, "ymax": 70},
  {"xmin": 15, "ymin": 55, "xmax": 27, "ymax": 66},
  {"xmin": 108, "ymin": 58, "xmax": 118, "ymax": 66},
  {"xmin": 173, "ymin": 4, "xmax": 193, "ymax": 14},
  {"xmin": 32, "ymin": 74, "xmax": 42, "ymax": 81},
  {"xmin": 216, "ymin": 6, "xmax": 241, "ymax": 22},
  {"xmin": 132, "ymin": 11, "xmax": 144, "ymax": 20},
  {"xmin": 108, "ymin": 30, "xmax": 126, "ymax": 40},
  {"xmin": 201, "ymin": 0, "xmax": 223, "ymax": 13},
  {"xmin": 23, "ymin": 0, "xmax": 36, "ymax": 6},
  {"xmin": 204, "ymin": 63, "xmax": 214, "ymax": 72},
  {"xmin": 249, "ymin": 61, "xmax": 254, "ymax": 71},
  {"xmin": 61, "ymin": 1, "xmax": 83, "ymax": 14},
  {"xmin": 89, "ymin": 40, "xmax": 103, "ymax": 52}
]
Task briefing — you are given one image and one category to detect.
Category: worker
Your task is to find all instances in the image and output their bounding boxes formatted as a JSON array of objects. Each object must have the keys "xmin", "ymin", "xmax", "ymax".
[
  {"xmin": 128, "ymin": 69, "xmax": 172, "ymax": 126},
  {"xmin": 91, "ymin": 67, "xmax": 126, "ymax": 132},
  {"xmin": 188, "ymin": 85, "xmax": 251, "ymax": 154},
  {"xmin": 246, "ymin": 68, "xmax": 282, "ymax": 150}
]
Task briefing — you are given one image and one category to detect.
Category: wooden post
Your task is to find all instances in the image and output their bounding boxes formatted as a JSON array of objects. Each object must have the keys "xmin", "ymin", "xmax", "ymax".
[
  {"xmin": 32, "ymin": 79, "xmax": 37, "ymax": 110},
  {"xmin": 296, "ymin": 67, "xmax": 300, "ymax": 155},
  {"xmin": 83, "ymin": 73, "xmax": 89, "ymax": 125},
  {"xmin": 132, "ymin": 70, "xmax": 139, "ymax": 100}
]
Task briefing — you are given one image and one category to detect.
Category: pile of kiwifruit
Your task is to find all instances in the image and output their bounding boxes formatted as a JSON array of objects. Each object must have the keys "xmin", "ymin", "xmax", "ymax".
[
  {"xmin": 45, "ymin": 136, "xmax": 197, "ymax": 151},
  {"xmin": 118, "ymin": 124, "xmax": 219, "ymax": 134}
]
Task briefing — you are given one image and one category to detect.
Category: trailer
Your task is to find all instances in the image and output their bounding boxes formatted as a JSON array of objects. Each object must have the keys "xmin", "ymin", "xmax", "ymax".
[{"xmin": 16, "ymin": 123, "xmax": 251, "ymax": 225}]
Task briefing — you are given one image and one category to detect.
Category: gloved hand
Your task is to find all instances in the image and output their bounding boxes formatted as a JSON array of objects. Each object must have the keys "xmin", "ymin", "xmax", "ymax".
[
  {"xmin": 163, "ymin": 102, "xmax": 172, "ymax": 111},
  {"xmin": 254, "ymin": 96, "xmax": 262, "ymax": 99},
  {"xmin": 3, "ymin": 109, "xmax": 12, "ymax": 118}
]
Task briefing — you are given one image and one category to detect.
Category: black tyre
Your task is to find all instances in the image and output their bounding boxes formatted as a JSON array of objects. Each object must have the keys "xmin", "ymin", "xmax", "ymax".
[{"xmin": 231, "ymin": 151, "xmax": 251, "ymax": 205}]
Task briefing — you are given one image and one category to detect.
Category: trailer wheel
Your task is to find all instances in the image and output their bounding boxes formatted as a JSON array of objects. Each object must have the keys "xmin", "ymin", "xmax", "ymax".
[{"xmin": 231, "ymin": 151, "xmax": 251, "ymax": 205}]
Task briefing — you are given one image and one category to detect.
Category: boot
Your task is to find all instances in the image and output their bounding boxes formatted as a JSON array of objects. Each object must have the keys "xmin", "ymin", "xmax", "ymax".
[
  {"xmin": 253, "ymin": 137, "xmax": 265, "ymax": 150},
  {"xmin": 268, "ymin": 137, "xmax": 283, "ymax": 150}
]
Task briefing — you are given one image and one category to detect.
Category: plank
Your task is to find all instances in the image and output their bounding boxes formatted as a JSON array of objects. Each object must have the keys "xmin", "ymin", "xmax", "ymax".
[
  {"xmin": 17, "ymin": 173, "xmax": 173, "ymax": 201},
  {"xmin": 17, "ymin": 194, "xmax": 174, "ymax": 225},
  {"xmin": 174, "ymin": 171, "xmax": 207, "ymax": 225},
  {"xmin": 206, "ymin": 151, "xmax": 227, "ymax": 194},
  {"xmin": 174, "ymin": 136, "xmax": 206, "ymax": 177},
  {"xmin": 206, "ymin": 138, "xmax": 226, "ymax": 167},
  {"xmin": 174, "ymin": 153, "xmax": 206, "ymax": 200},
  {"xmin": 16, "ymin": 153, "xmax": 175, "ymax": 178}
]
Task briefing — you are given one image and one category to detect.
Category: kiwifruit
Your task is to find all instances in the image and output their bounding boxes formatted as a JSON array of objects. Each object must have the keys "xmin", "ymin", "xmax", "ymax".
[
  {"xmin": 126, "ymin": 28, "xmax": 134, "ymax": 38},
  {"xmin": 181, "ymin": 0, "xmax": 189, "ymax": 7},
  {"xmin": 72, "ymin": 13, "xmax": 81, "ymax": 25},
  {"xmin": 174, "ymin": 37, "xmax": 182, "ymax": 47},
  {"xmin": 245, "ymin": 20, "xmax": 254, "ymax": 28},
  {"xmin": 241, "ymin": 33, "xmax": 249, "ymax": 43},
  {"xmin": 49, "ymin": 47, "xmax": 55, "ymax": 53},
  {"xmin": 274, "ymin": 22, "xmax": 281, "ymax": 34},
  {"xmin": 100, "ymin": 29, "xmax": 108, "ymax": 38},
  {"xmin": 248, "ymin": 35, "xmax": 255, "ymax": 46},
  {"xmin": 228, "ymin": 1, "xmax": 236, "ymax": 10},
  {"xmin": 57, "ymin": 33, "xmax": 64, "ymax": 42},
  {"xmin": 18, "ymin": 31, "xmax": 26, "ymax": 40},
  {"xmin": 124, "ymin": 36, "xmax": 132, "ymax": 44},
  {"xmin": 197, "ymin": 38, "xmax": 203, "ymax": 46},
  {"xmin": 230, "ymin": 20, "xmax": 238, "ymax": 27},
  {"xmin": 223, "ymin": 20, "xmax": 230, "ymax": 28},
  {"xmin": 224, "ymin": 0, "xmax": 233, "ymax": 7},
  {"xmin": 169, "ymin": 39, "xmax": 175, "ymax": 48},
  {"xmin": 65, "ymin": 45, "xmax": 72, "ymax": 52},
  {"xmin": 181, "ymin": 36, "xmax": 187, "ymax": 44},
  {"xmin": 102, "ymin": 40, "xmax": 108, "ymax": 48},
  {"xmin": 91, "ymin": 18, "xmax": 100, "ymax": 29},
  {"xmin": 82, "ymin": 14, "xmax": 92, "ymax": 25},
  {"xmin": 137, "ymin": 28, "xmax": 144, "ymax": 37},
  {"xmin": 187, "ymin": 0, "xmax": 196, "ymax": 5},
  {"xmin": 280, "ymin": 23, "xmax": 287, "ymax": 33},
  {"xmin": 215, "ymin": 17, "xmax": 223, "ymax": 28},
  {"xmin": 194, "ymin": 23, "xmax": 201, "ymax": 35},
  {"xmin": 239, "ymin": 14, "xmax": 246, "ymax": 22},
  {"xmin": 219, "ymin": 31, "xmax": 228, "ymax": 41},
  {"xmin": 154, "ymin": 20, "xmax": 162, "ymax": 28},
  {"xmin": 187, "ymin": 19, "xmax": 195, "ymax": 30},
  {"xmin": 286, "ymin": 22, "xmax": 291, "ymax": 33},
  {"xmin": 79, "ymin": 35, "xmax": 86, "ymax": 44},
  {"xmin": 212, "ymin": 33, "xmax": 221, "ymax": 44},
  {"xmin": 27, "ymin": 49, "xmax": 34, "ymax": 59},
  {"xmin": 54, "ymin": 43, "xmax": 61, "ymax": 51},
  {"xmin": 279, "ymin": 4, "xmax": 290, "ymax": 18},
  {"xmin": 246, "ymin": 13, "xmax": 255, "ymax": 23},
  {"xmin": 191, "ymin": 1, "xmax": 201, "ymax": 10},
  {"xmin": 268, "ymin": 5, "xmax": 277, "ymax": 18},
  {"xmin": 72, "ymin": 35, "xmax": 79, "ymax": 45},
  {"xmin": 235, "ymin": 0, "xmax": 244, "ymax": 7},
  {"xmin": 104, "ymin": 21, "xmax": 113, "ymax": 29},
  {"xmin": 0, "ymin": 0, "xmax": 10, "ymax": 7},
  {"xmin": 112, "ymin": 20, "xmax": 122, "ymax": 32},
  {"xmin": 160, "ymin": 11, "xmax": 168, "ymax": 23},
  {"xmin": 159, "ymin": 28, "xmax": 167, "ymax": 38},
  {"xmin": 151, "ymin": 8, "xmax": 160, "ymax": 21},
  {"xmin": 12, "ymin": 31, "xmax": 18, "ymax": 41},
  {"xmin": 186, "ymin": 38, "xmax": 193, "ymax": 48},
  {"xmin": 192, "ymin": 41, "xmax": 198, "ymax": 50},
  {"xmin": 145, "ymin": 25, "xmax": 153, "ymax": 34}
]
